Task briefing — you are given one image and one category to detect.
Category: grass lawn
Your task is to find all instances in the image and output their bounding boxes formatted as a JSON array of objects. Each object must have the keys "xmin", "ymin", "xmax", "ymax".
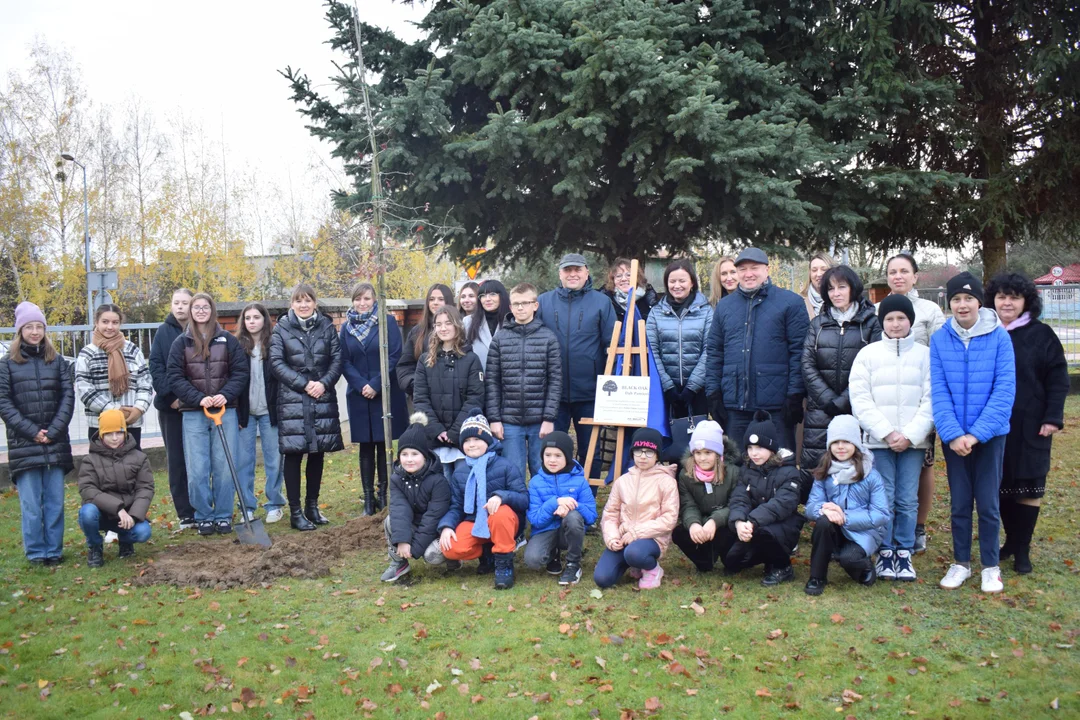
[{"xmin": 2, "ymin": 405, "xmax": 1080, "ymax": 719}]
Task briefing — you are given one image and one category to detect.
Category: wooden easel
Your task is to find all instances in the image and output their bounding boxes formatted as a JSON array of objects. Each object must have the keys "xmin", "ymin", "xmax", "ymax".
[{"xmin": 581, "ymin": 259, "xmax": 651, "ymax": 486}]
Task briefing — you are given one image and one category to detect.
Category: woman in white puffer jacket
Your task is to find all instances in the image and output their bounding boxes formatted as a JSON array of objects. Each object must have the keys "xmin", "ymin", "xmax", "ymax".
[{"xmin": 848, "ymin": 295, "xmax": 934, "ymax": 582}]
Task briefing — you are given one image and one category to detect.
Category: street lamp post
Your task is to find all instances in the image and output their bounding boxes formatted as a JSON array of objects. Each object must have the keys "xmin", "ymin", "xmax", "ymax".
[{"xmin": 60, "ymin": 153, "xmax": 92, "ymax": 326}]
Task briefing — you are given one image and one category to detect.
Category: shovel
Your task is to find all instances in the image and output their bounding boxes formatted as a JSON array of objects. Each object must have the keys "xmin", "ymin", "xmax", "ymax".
[{"xmin": 203, "ymin": 406, "xmax": 273, "ymax": 548}]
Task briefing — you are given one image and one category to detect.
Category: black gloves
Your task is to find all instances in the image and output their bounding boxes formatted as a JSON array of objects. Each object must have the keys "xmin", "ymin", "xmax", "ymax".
[
  {"xmin": 679, "ymin": 387, "xmax": 697, "ymax": 410},
  {"xmin": 708, "ymin": 393, "xmax": 728, "ymax": 429},
  {"xmin": 663, "ymin": 388, "xmax": 679, "ymax": 408},
  {"xmin": 782, "ymin": 395, "xmax": 805, "ymax": 426}
]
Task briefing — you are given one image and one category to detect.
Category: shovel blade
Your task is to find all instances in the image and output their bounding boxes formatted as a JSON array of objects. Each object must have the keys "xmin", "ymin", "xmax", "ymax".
[{"xmin": 235, "ymin": 519, "xmax": 272, "ymax": 548}]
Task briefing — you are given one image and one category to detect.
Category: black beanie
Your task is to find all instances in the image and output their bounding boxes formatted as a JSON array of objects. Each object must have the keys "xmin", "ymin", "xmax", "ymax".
[
  {"xmin": 540, "ymin": 431, "xmax": 575, "ymax": 473},
  {"xmin": 744, "ymin": 410, "xmax": 781, "ymax": 454},
  {"xmin": 878, "ymin": 293, "xmax": 916, "ymax": 326},
  {"xmin": 947, "ymin": 271, "xmax": 984, "ymax": 306},
  {"xmin": 398, "ymin": 412, "xmax": 432, "ymax": 456},
  {"xmin": 630, "ymin": 427, "xmax": 664, "ymax": 454}
]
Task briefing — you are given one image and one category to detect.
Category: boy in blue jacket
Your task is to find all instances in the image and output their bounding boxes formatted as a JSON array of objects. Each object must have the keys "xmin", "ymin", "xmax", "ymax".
[
  {"xmin": 804, "ymin": 416, "xmax": 890, "ymax": 595},
  {"xmin": 931, "ymin": 272, "xmax": 1016, "ymax": 593},
  {"xmin": 438, "ymin": 409, "xmax": 529, "ymax": 589},
  {"xmin": 523, "ymin": 431, "xmax": 598, "ymax": 585}
]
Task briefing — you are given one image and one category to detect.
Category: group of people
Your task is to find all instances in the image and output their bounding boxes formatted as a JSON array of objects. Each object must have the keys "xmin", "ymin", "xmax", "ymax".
[{"xmin": 1, "ymin": 248, "xmax": 1066, "ymax": 596}]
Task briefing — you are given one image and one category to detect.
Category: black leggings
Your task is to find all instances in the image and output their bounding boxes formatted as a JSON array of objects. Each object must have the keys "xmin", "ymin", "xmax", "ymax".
[
  {"xmin": 284, "ymin": 452, "xmax": 324, "ymax": 507},
  {"xmin": 357, "ymin": 442, "xmax": 388, "ymax": 492}
]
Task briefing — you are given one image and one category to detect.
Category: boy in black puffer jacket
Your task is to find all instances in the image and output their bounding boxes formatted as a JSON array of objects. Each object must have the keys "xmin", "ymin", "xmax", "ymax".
[
  {"xmin": 381, "ymin": 413, "xmax": 454, "ymax": 583},
  {"xmin": 725, "ymin": 410, "xmax": 805, "ymax": 586}
]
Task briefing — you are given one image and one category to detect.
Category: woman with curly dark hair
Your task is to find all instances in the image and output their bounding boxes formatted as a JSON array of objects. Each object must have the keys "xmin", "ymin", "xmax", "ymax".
[{"xmin": 985, "ymin": 271, "xmax": 1069, "ymax": 574}]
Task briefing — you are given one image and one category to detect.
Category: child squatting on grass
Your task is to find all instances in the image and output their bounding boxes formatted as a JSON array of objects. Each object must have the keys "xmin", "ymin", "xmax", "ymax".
[
  {"xmin": 523, "ymin": 431, "xmax": 598, "ymax": 585},
  {"xmin": 380, "ymin": 413, "xmax": 453, "ymax": 583},
  {"xmin": 724, "ymin": 410, "xmax": 805, "ymax": 586},
  {"xmin": 804, "ymin": 415, "xmax": 890, "ymax": 595},
  {"xmin": 438, "ymin": 409, "xmax": 529, "ymax": 590},
  {"xmin": 671, "ymin": 420, "xmax": 741, "ymax": 573},
  {"xmin": 594, "ymin": 427, "xmax": 679, "ymax": 590},
  {"xmin": 77, "ymin": 409, "xmax": 155, "ymax": 568}
]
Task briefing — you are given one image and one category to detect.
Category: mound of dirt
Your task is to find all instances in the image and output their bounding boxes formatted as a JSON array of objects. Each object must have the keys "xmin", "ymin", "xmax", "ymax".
[{"xmin": 135, "ymin": 512, "xmax": 388, "ymax": 589}]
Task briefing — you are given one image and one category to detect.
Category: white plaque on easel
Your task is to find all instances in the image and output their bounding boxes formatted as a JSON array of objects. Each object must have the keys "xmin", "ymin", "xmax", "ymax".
[{"xmin": 592, "ymin": 374, "xmax": 651, "ymax": 427}]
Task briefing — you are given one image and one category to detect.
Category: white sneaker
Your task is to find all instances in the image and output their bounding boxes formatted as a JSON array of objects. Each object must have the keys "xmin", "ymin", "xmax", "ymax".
[
  {"xmin": 264, "ymin": 508, "xmax": 284, "ymax": 524},
  {"xmin": 981, "ymin": 566, "xmax": 1004, "ymax": 593},
  {"xmin": 939, "ymin": 564, "xmax": 972, "ymax": 589},
  {"xmin": 104, "ymin": 531, "xmax": 118, "ymax": 544},
  {"xmin": 243, "ymin": 510, "xmax": 256, "ymax": 523}
]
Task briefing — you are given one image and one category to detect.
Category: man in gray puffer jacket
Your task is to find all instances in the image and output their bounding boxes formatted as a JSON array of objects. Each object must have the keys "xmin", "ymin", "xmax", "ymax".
[{"xmin": 486, "ymin": 283, "xmax": 563, "ymax": 477}]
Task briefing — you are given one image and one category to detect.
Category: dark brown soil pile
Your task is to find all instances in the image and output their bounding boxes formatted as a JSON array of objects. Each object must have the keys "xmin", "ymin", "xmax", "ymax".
[{"xmin": 135, "ymin": 512, "xmax": 388, "ymax": 589}]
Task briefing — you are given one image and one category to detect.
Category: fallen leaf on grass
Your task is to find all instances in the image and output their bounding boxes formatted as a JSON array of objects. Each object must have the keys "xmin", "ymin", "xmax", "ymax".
[
  {"xmin": 686, "ymin": 689, "xmax": 698, "ymax": 696},
  {"xmin": 559, "ymin": 623, "xmax": 571, "ymax": 635},
  {"xmin": 767, "ymin": 629, "xmax": 784, "ymax": 640},
  {"xmin": 831, "ymin": 614, "xmax": 845, "ymax": 624},
  {"xmin": 689, "ymin": 602, "xmax": 705, "ymax": 615},
  {"xmin": 590, "ymin": 589, "xmax": 604, "ymax": 599},
  {"xmin": 595, "ymin": 656, "xmax": 606, "ymax": 669},
  {"xmin": 644, "ymin": 696, "xmax": 662, "ymax": 711},
  {"xmin": 842, "ymin": 689, "xmax": 863, "ymax": 704},
  {"xmin": 755, "ymin": 688, "xmax": 772, "ymax": 697}
]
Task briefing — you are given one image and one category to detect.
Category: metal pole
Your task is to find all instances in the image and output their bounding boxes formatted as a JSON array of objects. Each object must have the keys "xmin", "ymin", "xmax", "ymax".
[
  {"xmin": 354, "ymin": 5, "xmax": 395, "ymax": 483},
  {"xmin": 79, "ymin": 162, "xmax": 91, "ymax": 326}
]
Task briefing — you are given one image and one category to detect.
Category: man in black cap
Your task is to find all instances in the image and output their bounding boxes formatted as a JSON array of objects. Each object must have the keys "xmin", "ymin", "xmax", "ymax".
[
  {"xmin": 538, "ymin": 253, "xmax": 616, "ymax": 480},
  {"xmin": 705, "ymin": 247, "xmax": 810, "ymax": 452}
]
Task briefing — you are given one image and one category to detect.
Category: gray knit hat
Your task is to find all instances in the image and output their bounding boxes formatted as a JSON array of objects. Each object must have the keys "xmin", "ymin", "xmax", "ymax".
[{"xmin": 826, "ymin": 415, "xmax": 864, "ymax": 450}]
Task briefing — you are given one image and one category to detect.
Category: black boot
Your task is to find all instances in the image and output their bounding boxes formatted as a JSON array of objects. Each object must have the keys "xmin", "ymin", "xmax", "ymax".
[
  {"xmin": 1012, "ymin": 503, "xmax": 1040, "ymax": 575},
  {"xmin": 362, "ymin": 476, "xmax": 376, "ymax": 517},
  {"xmin": 999, "ymin": 499, "xmax": 1017, "ymax": 560},
  {"xmin": 476, "ymin": 545, "xmax": 495, "ymax": 575},
  {"xmin": 305, "ymin": 500, "xmax": 329, "ymax": 525},
  {"xmin": 493, "ymin": 552, "xmax": 516, "ymax": 590},
  {"xmin": 290, "ymin": 506, "xmax": 315, "ymax": 531}
]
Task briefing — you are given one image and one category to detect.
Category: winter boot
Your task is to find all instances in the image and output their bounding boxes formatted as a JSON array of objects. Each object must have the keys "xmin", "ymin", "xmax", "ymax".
[
  {"xmin": 1012, "ymin": 503, "xmax": 1040, "ymax": 574},
  {"xmin": 377, "ymin": 483, "xmax": 388, "ymax": 513},
  {"xmin": 999, "ymin": 499, "xmax": 1017, "ymax": 560},
  {"xmin": 87, "ymin": 545, "xmax": 104, "ymax": 568},
  {"xmin": 493, "ymin": 552, "xmax": 516, "ymax": 590},
  {"xmin": 290, "ymin": 506, "xmax": 315, "ymax": 531},
  {"xmin": 305, "ymin": 500, "xmax": 329, "ymax": 525},
  {"xmin": 362, "ymin": 476, "xmax": 376, "ymax": 517},
  {"xmin": 476, "ymin": 545, "xmax": 495, "ymax": 575},
  {"xmin": 118, "ymin": 543, "xmax": 135, "ymax": 559}
]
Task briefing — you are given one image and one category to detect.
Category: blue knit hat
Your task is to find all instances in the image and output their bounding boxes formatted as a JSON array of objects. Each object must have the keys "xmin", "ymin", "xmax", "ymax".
[{"xmin": 458, "ymin": 408, "xmax": 494, "ymax": 448}]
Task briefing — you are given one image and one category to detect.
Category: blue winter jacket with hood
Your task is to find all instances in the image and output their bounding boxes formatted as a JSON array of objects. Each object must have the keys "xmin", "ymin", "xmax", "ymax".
[
  {"xmin": 526, "ymin": 460, "xmax": 599, "ymax": 535},
  {"xmin": 804, "ymin": 453, "xmax": 890, "ymax": 557},
  {"xmin": 929, "ymin": 308, "xmax": 1016, "ymax": 444},
  {"xmin": 538, "ymin": 277, "xmax": 617, "ymax": 404}
]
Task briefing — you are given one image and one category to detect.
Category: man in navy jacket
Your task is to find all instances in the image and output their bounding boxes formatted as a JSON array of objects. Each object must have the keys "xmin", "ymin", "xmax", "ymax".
[
  {"xmin": 538, "ymin": 254, "xmax": 616, "ymax": 479},
  {"xmin": 706, "ymin": 248, "xmax": 809, "ymax": 453}
]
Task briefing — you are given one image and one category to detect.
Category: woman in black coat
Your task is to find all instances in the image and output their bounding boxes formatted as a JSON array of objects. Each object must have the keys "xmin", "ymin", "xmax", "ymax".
[
  {"xmin": 412, "ymin": 306, "xmax": 485, "ymax": 479},
  {"xmin": 800, "ymin": 266, "xmax": 881, "ymax": 486},
  {"xmin": 341, "ymin": 282, "xmax": 408, "ymax": 516},
  {"xmin": 0, "ymin": 302, "xmax": 74, "ymax": 566},
  {"xmin": 987, "ymin": 272, "xmax": 1069, "ymax": 574},
  {"xmin": 396, "ymin": 283, "xmax": 454, "ymax": 398},
  {"xmin": 270, "ymin": 284, "xmax": 344, "ymax": 531}
]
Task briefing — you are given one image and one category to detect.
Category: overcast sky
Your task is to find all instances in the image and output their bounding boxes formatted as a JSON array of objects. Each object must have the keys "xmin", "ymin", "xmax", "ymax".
[{"xmin": 0, "ymin": 0, "xmax": 426, "ymax": 198}]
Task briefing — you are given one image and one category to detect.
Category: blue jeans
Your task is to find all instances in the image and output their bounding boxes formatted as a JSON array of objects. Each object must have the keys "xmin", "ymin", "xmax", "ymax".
[
  {"xmin": 15, "ymin": 466, "xmax": 66, "ymax": 561},
  {"xmin": 183, "ymin": 408, "xmax": 240, "ymax": 522},
  {"xmin": 942, "ymin": 434, "xmax": 1006, "ymax": 566},
  {"xmin": 237, "ymin": 414, "xmax": 285, "ymax": 512},
  {"xmin": 593, "ymin": 538, "xmax": 661, "ymax": 588},
  {"xmin": 873, "ymin": 447, "xmax": 924, "ymax": 552},
  {"xmin": 78, "ymin": 503, "xmax": 151, "ymax": 548},
  {"xmin": 501, "ymin": 423, "xmax": 543, "ymax": 478},
  {"xmin": 555, "ymin": 401, "xmax": 602, "ymax": 480}
]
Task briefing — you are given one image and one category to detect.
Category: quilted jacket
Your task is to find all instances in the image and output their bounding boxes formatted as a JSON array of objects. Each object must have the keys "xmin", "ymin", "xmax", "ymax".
[
  {"xmin": 439, "ymin": 450, "xmax": 529, "ymax": 530},
  {"xmin": 930, "ymin": 309, "xmax": 1016, "ymax": 444},
  {"xmin": 485, "ymin": 317, "xmax": 562, "ymax": 426},
  {"xmin": 0, "ymin": 347, "xmax": 75, "ymax": 476},
  {"xmin": 645, "ymin": 291, "xmax": 713, "ymax": 393},
  {"xmin": 538, "ymin": 278, "xmax": 617, "ymax": 404},
  {"xmin": 413, "ymin": 349, "xmax": 485, "ymax": 447},
  {"xmin": 848, "ymin": 334, "xmax": 935, "ymax": 449},
  {"xmin": 526, "ymin": 460, "xmax": 598, "ymax": 535},
  {"xmin": 601, "ymin": 463, "xmax": 679, "ymax": 557},
  {"xmin": 270, "ymin": 311, "xmax": 344, "ymax": 455},
  {"xmin": 804, "ymin": 457, "xmax": 890, "ymax": 556},
  {"xmin": 388, "ymin": 456, "xmax": 451, "ymax": 558},
  {"xmin": 727, "ymin": 449, "xmax": 804, "ymax": 550}
]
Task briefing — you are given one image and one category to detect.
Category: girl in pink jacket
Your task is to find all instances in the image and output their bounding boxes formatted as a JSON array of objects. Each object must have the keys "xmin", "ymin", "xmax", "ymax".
[{"xmin": 594, "ymin": 428, "xmax": 679, "ymax": 589}]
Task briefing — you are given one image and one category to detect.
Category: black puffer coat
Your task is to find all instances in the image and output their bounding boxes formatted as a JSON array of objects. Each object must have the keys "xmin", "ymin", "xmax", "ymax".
[
  {"xmin": 0, "ymin": 346, "xmax": 75, "ymax": 477},
  {"xmin": 395, "ymin": 325, "xmax": 429, "ymax": 398},
  {"xmin": 800, "ymin": 300, "xmax": 881, "ymax": 469},
  {"xmin": 388, "ymin": 455, "xmax": 451, "ymax": 558},
  {"xmin": 412, "ymin": 349, "xmax": 485, "ymax": 447},
  {"xmin": 167, "ymin": 326, "xmax": 249, "ymax": 410},
  {"xmin": 149, "ymin": 313, "xmax": 185, "ymax": 411},
  {"xmin": 270, "ymin": 312, "xmax": 344, "ymax": 455},
  {"xmin": 485, "ymin": 317, "xmax": 562, "ymax": 426},
  {"xmin": 727, "ymin": 449, "xmax": 804, "ymax": 551}
]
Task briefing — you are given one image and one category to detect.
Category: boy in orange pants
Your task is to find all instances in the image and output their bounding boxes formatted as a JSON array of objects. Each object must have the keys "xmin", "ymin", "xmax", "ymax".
[{"xmin": 438, "ymin": 409, "xmax": 529, "ymax": 589}]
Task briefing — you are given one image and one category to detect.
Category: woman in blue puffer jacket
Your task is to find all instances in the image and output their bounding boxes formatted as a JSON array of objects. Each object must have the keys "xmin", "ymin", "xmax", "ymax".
[
  {"xmin": 646, "ymin": 259, "xmax": 713, "ymax": 420},
  {"xmin": 931, "ymin": 272, "xmax": 1016, "ymax": 594}
]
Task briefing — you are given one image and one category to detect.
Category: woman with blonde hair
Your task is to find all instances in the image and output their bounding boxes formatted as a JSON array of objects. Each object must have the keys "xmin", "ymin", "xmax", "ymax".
[
  {"xmin": 709, "ymin": 257, "xmax": 739, "ymax": 304},
  {"xmin": 801, "ymin": 252, "xmax": 838, "ymax": 318}
]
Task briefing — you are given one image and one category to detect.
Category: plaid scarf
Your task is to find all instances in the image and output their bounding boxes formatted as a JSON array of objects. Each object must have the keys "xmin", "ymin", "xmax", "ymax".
[{"xmin": 346, "ymin": 304, "xmax": 378, "ymax": 345}]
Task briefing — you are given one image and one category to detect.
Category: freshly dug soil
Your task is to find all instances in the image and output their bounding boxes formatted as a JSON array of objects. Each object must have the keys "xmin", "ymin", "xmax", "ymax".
[{"xmin": 135, "ymin": 512, "xmax": 388, "ymax": 589}]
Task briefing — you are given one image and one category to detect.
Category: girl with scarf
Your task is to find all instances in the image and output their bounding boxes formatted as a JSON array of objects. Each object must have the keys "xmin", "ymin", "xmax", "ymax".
[
  {"xmin": 75, "ymin": 304, "xmax": 153, "ymax": 447},
  {"xmin": 603, "ymin": 258, "xmax": 659, "ymax": 323},
  {"xmin": 438, "ymin": 410, "xmax": 529, "ymax": 589},
  {"xmin": 800, "ymin": 252, "xmax": 837, "ymax": 318},
  {"xmin": 1, "ymin": 302, "xmax": 75, "ymax": 566},
  {"xmin": 167, "ymin": 293, "xmax": 249, "ymax": 536},
  {"xmin": 986, "ymin": 272, "xmax": 1068, "ymax": 576},
  {"xmin": 270, "ymin": 284, "xmax": 344, "ymax": 531},
  {"xmin": 341, "ymin": 282, "xmax": 408, "ymax": 516},
  {"xmin": 804, "ymin": 415, "xmax": 890, "ymax": 595},
  {"xmin": 463, "ymin": 279, "xmax": 510, "ymax": 369},
  {"xmin": 672, "ymin": 421, "xmax": 741, "ymax": 573}
]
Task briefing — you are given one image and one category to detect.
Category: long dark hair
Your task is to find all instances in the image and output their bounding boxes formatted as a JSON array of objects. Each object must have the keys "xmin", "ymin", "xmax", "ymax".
[
  {"xmin": 414, "ymin": 283, "xmax": 455, "ymax": 356},
  {"xmin": 985, "ymin": 271, "xmax": 1042, "ymax": 321},
  {"xmin": 663, "ymin": 258, "xmax": 699, "ymax": 298},
  {"xmin": 188, "ymin": 293, "xmax": 219, "ymax": 360},
  {"xmin": 235, "ymin": 302, "xmax": 272, "ymax": 357},
  {"xmin": 467, "ymin": 279, "xmax": 510, "ymax": 344},
  {"xmin": 814, "ymin": 445, "xmax": 867, "ymax": 482},
  {"xmin": 818, "ymin": 265, "xmax": 866, "ymax": 314}
]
